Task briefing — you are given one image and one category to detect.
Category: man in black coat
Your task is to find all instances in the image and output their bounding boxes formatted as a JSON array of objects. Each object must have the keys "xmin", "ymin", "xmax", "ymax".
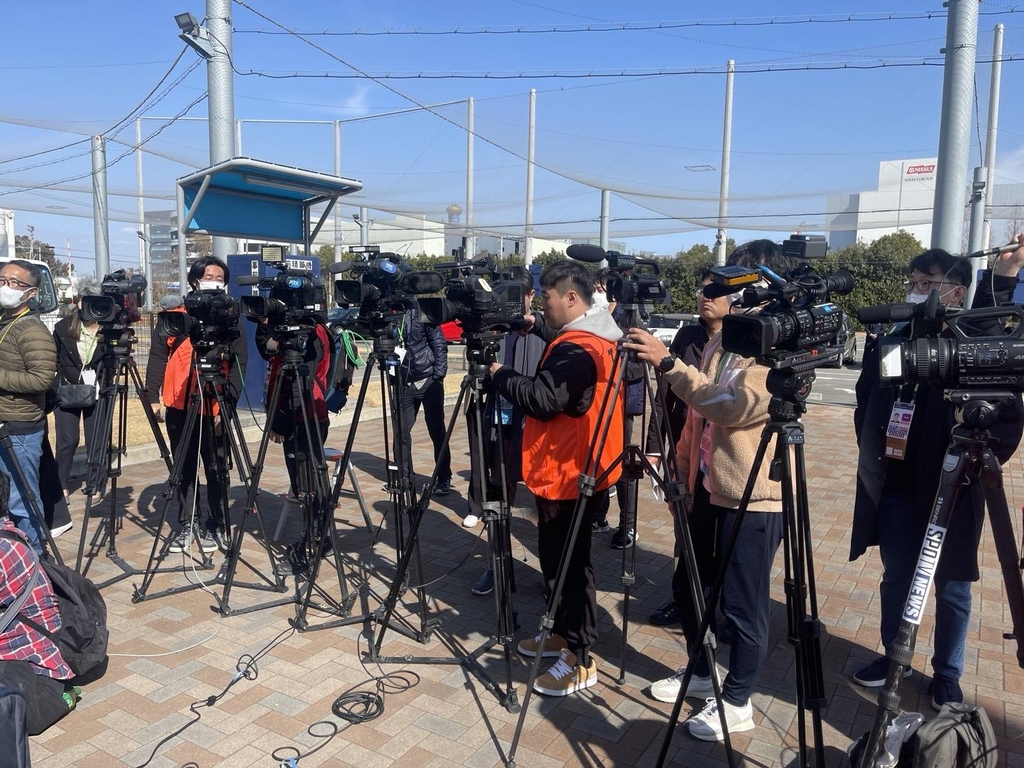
[{"xmin": 850, "ymin": 245, "xmax": 1024, "ymax": 709}]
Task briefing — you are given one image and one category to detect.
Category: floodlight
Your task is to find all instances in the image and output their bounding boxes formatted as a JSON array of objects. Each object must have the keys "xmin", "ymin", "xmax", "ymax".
[{"xmin": 174, "ymin": 12, "xmax": 199, "ymax": 35}]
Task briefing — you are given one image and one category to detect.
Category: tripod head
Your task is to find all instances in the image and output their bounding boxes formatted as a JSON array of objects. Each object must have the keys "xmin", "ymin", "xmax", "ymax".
[
  {"xmin": 465, "ymin": 329, "xmax": 506, "ymax": 378},
  {"xmin": 765, "ymin": 368, "xmax": 816, "ymax": 422},
  {"xmin": 95, "ymin": 324, "xmax": 137, "ymax": 360},
  {"xmin": 947, "ymin": 389, "xmax": 1020, "ymax": 436}
]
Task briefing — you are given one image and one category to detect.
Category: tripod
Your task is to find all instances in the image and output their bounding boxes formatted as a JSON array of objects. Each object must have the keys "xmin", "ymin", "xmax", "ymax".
[
  {"xmin": 74, "ymin": 325, "xmax": 172, "ymax": 585},
  {"xmin": 856, "ymin": 390, "xmax": 1024, "ymax": 768},
  {"xmin": 655, "ymin": 367, "xmax": 826, "ymax": 768},
  {"xmin": 221, "ymin": 329, "xmax": 356, "ymax": 625},
  {"xmin": 132, "ymin": 339, "xmax": 271, "ymax": 604},
  {"xmin": 367, "ymin": 330, "xmax": 522, "ymax": 712}
]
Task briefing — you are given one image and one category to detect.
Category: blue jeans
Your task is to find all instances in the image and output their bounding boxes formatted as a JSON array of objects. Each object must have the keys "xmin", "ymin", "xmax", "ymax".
[
  {"xmin": 878, "ymin": 492, "xmax": 971, "ymax": 680},
  {"xmin": 0, "ymin": 428, "xmax": 45, "ymax": 554}
]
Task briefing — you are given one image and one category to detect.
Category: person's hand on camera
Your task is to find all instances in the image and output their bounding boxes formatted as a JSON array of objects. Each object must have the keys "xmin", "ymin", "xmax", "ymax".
[
  {"xmin": 489, "ymin": 362, "xmax": 504, "ymax": 377},
  {"xmin": 153, "ymin": 405, "xmax": 164, "ymax": 423},
  {"xmin": 519, "ymin": 313, "xmax": 536, "ymax": 336},
  {"xmin": 622, "ymin": 327, "xmax": 670, "ymax": 365},
  {"xmin": 996, "ymin": 232, "xmax": 1024, "ymax": 277}
]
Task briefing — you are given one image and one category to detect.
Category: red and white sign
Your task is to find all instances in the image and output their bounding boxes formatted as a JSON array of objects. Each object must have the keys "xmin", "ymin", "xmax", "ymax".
[{"xmin": 906, "ymin": 164, "xmax": 936, "ymax": 176}]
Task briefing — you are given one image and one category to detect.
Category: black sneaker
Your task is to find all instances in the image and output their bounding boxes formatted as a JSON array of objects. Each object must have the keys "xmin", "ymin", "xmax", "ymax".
[
  {"xmin": 610, "ymin": 526, "xmax": 637, "ymax": 549},
  {"xmin": 852, "ymin": 656, "xmax": 914, "ymax": 688},
  {"xmin": 592, "ymin": 517, "xmax": 611, "ymax": 533},
  {"xmin": 928, "ymin": 675, "xmax": 963, "ymax": 711},
  {"xmin": 650, "ymin": 599, "xmax": 680, "ymax": 627},
  {"xmin": 434, "ymin": 479, "xmax": 451, "ymax": 496},
  {"xmin": 471, "ymin": 569, "xmax": 494, "ymax": 596}
]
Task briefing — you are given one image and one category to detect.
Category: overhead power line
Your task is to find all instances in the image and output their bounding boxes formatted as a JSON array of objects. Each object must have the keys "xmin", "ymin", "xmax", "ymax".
[
  {"xmin": 231, "ymin": 8, "xmax": 1023, "ymax": 37},
  {"xmin": 229, "ymin": 55, "xmax": 1024, "ymax": 81}
]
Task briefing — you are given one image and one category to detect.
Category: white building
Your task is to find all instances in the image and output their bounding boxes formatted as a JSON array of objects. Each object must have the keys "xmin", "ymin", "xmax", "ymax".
[{"xmin": 827, "ymin": 158, "xmax": 938, "ymax": 249}]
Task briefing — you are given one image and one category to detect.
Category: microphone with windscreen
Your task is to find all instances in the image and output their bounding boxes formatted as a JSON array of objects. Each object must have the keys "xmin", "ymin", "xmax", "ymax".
[{"xmin": 566, "ymin": 244, "xmax": 608, "ymax": 264}]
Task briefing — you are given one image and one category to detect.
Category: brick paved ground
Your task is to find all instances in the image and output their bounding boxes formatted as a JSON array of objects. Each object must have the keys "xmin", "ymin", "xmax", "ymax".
[{"xmin": 26, "ymin": 392, "xmax": 1024, "ymax": 768}]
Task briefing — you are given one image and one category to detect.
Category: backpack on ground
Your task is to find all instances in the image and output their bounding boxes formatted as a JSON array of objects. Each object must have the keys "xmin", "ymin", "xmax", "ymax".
[
  {"xmin": 910, "ymin": 702, "xmax": 998, "ymax": 768},
  {"xmin": 0, "ymin": 531, "xmax": 109, "ymax": 684}
]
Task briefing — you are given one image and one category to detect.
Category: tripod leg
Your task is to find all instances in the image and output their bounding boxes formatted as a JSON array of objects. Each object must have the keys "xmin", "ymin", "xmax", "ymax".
[
  {"xmin": 977, "ymin": 446, "xmax": 1024, "ymax": 667},
  {"xmin": 857, "ymin": 443, "xmax": 973, "ymax": 768}
]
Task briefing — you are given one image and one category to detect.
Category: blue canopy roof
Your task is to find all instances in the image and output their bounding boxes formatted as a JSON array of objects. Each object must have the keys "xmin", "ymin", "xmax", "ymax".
[{"xmin": 177, "ymin": 157, "xmax": 362, "ymax": 245}]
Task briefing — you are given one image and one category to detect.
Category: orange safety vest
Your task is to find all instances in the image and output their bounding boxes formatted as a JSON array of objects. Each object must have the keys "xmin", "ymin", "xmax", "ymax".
[
  {"xmin": 161, "ymin": 308, "xmax": 224, "ymax": 415},
  {"xmin": 522, "ymin": 329, "xmax": 624, "ymax": 501}
]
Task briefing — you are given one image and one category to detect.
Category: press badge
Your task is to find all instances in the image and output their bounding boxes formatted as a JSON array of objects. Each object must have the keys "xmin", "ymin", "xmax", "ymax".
[
  {"xmin": 81, "ymin": 369, "xmax": 97, "ymax": 388},
  {"xmin": 884, "ymin": 402, "xmax": 915, "ymax": 459}
]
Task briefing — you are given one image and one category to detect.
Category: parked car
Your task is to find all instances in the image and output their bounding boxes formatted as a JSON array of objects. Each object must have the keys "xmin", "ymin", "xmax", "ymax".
[
  {"xmin": 827, "ymin": 314, "xmax": 857, "ymax": 367},
  {"xmin": 647, "ymin": 313, "xmax": 698, "ymax": 345}
]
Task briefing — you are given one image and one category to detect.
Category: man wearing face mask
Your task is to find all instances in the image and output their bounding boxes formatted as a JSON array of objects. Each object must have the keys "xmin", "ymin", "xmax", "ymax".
[
  {"xmin": 850, "ymin": 245, "xmax": 1024, "ymax": 709},
  {"xmin": 0, "ymin": 261, "xmax": 57, "ymax": 555},
  {"xmin": 145, "ymin": 256, "xmax": 247, "ymax": 554}
]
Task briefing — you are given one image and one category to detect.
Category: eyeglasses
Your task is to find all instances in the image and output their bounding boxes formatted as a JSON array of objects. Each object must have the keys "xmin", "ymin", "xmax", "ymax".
[
  {"xmin": 902, "ymin": 278, "xmax": 957, "ymax": 293},
  {"xmin": 0, "ymin": 277, "xmax": 34, "ymax": 290}
]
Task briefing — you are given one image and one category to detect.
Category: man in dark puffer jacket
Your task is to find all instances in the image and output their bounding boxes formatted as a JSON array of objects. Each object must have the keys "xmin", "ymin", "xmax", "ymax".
[{"xmin": 0, "ymin": 261, "xmax": 57, "ymax": 554}]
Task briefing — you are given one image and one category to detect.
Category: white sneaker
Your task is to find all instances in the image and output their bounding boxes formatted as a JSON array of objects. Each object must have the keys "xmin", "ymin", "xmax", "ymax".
[
  {"xmin": 687, "ymin": 697, "xmax": 755, "ymax": 741},
  {"xmin": 462, "ymin": 514, "xmax": 480, "ymax": 528},
  {"xmin": 648, "ymin": 668, "xmax": 715, "ymax": 703},
  {"xmin": 50, "ymin": 520, "xmax": 74, "ymax": 538}
]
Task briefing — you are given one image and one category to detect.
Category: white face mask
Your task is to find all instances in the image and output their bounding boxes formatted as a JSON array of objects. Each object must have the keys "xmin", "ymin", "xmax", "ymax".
[
  {"xmin": 197, "ymin": 280, "xmax": 225, "ymax": 291},
  {"xmin": 906, "ymin": 291, "xmax": 930, "ymax": 305},
  {"xmin": 0, "ymin": 285, "xmax": 29, "ymax": 309},
  {"xmin": 591, "ymin": 292, "xmax": 609, "ymax": 310}
]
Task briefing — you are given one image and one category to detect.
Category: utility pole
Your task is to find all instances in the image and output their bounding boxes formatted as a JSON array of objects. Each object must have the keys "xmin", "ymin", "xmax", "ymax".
[
  {"xmin": 206, "ymin": 0, "xmax": 236, "ymax": 261},
  {"xmin": 334, "ymin": 120, "xmax": 343, "ymax": 263},
  {"xmin": 965, "ymin": 166, "xmax": 987, "ymax": 307},
  {"xmin": 465, "ymin": 97, "xmax": 475, "ymax": 260},
  {"xmin": 716, "ymin": 60, "xmax": 735, "ymax": 267},
  {"xmin": 931, "ymin": 0, "xmax": 980, "ymax": 253},
  {"xmin": 91, "ymin": 136, "xmax": 111, "ymax": 277},
  {"xmin": 525, "ymin": 89, "xmax": 536, "ymax": 268},
  {"xmin": 982, "ymin": 23, "xmax": 1004, "ymax": 249}
]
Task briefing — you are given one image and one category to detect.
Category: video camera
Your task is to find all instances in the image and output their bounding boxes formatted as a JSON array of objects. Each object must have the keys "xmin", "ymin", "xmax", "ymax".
[
  {"xmin": 566, "ymin": 244, "xmax": 670, "ymax": 306},
  {"xmin": 859, "ymin": 295, "xmax": 1024, "ymax": 389},
  {"xmin": 159, "ymin": 289, "xmax": 240, "ymax": 346},
  {"xmin": 418, "ymin": 255, "xmax": 525, "ymax": 335},
  {"xmin": 718, "ymin": 236, "xmax": 854, "ymax": 370},
  {"xmin": 80, "ymin": 269, "xmax": 147, "ymax": 327},
  {"xmin": 237, "ymin": 245, "xmax": 326, "ymax": 326},
  {"xmin": 330, "ymin": 246, "xmax": 444, "ymax": 333}
]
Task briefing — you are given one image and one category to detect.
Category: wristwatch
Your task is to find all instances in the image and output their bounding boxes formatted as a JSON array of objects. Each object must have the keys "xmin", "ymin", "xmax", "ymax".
[{"xmin": 658, "ymin": 354, "xmax": 677, "ymax": 373}]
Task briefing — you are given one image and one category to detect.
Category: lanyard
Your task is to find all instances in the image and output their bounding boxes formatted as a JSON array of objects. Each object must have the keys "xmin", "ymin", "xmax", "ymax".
[
  {"xmin": 713, "ymin": 351, "xmax": 733, "ymax": 384},
  {"xmin": 81, "ymin": 328, "xmax": 98, "ymax": 367}
]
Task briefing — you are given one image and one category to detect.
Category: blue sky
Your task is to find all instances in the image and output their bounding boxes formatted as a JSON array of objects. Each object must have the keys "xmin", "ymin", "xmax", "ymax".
[{"xmin": 3, "ymin": 1, "xmax": 1024, "ymax": 272}]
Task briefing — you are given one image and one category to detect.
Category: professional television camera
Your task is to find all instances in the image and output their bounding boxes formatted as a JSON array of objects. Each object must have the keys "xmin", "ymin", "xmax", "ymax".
[
  {"xmin": 331, "ymin": 246, "xmax": 444, "ymax": 334},
  {"xmin": 80, "ymin": 269, "xmax": 147, "ymax": 327},
  {"xmin": 566, "ymin": 244, "xmax": 670, "ymax": 307},
  {"xmin": 717, "ymin": 238, "xmax": 854, "ymax": 370},
  {"xmin": 418, "ymin": 255, "xmax": 525, "ymax": 336},
  {"xmin": 237, "ymin": 245, "xmax": 326, "ymax": 325},
  {"xmin": 858, "ymin": 295, "xmax": 1024, "ymax": 389},
  {"xmin": 158, "ymin": 288, "xmax": 240, "ymax": 347}
]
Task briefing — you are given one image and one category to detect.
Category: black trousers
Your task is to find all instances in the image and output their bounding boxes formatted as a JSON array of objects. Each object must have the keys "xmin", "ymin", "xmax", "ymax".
[
  {"xmin": 165, "ymin": 406, "xmax": 229, "ymax": 531},
  {"xmin": 397, "ymin": 379, "xmax": 451, "ymax": 485},
  {"xmin": 53, "ymin": 405, "xmax": 104, "ymax": 494},
  {"xmin": 673, "ymin": 477, "xmax": 783, "ymax": 706},
  {"xmin": 535, "ymin": 490, "xmax": 607, "ymax": 661},
  {"xmin": 0, "ymin": 661, "xmax": 71, "ymax": 736}
]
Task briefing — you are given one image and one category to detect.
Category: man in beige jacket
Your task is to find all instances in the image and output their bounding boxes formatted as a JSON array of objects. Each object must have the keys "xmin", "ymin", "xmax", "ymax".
[{"xmin": 624, "ymin": 239, "xmax": 790, "ymax": 742}]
